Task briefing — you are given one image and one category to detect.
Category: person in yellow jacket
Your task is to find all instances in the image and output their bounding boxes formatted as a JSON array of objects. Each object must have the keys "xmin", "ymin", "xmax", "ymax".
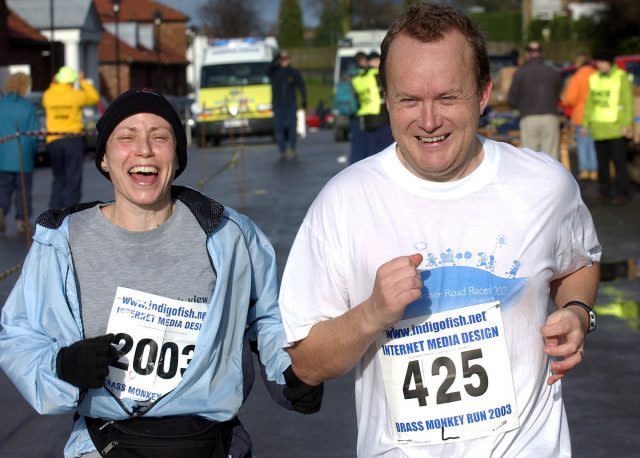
[
  {"xmin": 350, "ymin": 52, "xmax": 394, "ymax": 164},
  {"xmin": 562, "ymin": 53, "xmax": 597, "ymax": 181},
  {"xmin": 583, "ymin": 50, "xmax": 634, "ymax": 205},
  {"xmin": 42, "ymin": 66, "xmax": 99, "ymax": 209},
  {"xmin": 349, "ymin": 51, "xmax": 370, "ymax": 164}
]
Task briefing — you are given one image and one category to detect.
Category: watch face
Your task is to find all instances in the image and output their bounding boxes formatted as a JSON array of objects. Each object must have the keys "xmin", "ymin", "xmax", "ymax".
[{"xmin": 588, "ymin": 309, "xmax": 597, "ymax": 333}]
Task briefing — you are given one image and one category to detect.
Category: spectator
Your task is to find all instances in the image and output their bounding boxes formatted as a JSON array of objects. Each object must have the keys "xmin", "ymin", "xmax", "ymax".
[
  {"xmin": 43, "ymin": 66, "xmax": 99, "ymax": 210},
  {"xmin": 279, "ymin": 3, "xmax": 601, "ymax": 457},
  {"xmin": 508, "ymin": 41, "xmax": 562, "ymax": 159},
  {"xmin": 0, "ymin": 88, "xmax": 322, "ymax": 458},
  {"xmin": 333, "ymin": 72, "xmax": 358, "ymax": 125},
  {"xmin": 267, "ymin": 50, "xmax": 307, "ymax": 160},
  {"xmin": 351, "ymin": 51, "xmax": 394, "ymax": 163},
  {"xmin": 0, "ymin": 72, "xmax": 40, "ymax": 235},
  {"xmin": 583, "ymin": 49, "xmax": 634, "ymax": 205},
  {"xmin": 349, "ymin": 51, "xmax": 370, "ymax": 163},
  {"xmin": 562, "ymin": 52, "xmax": 598, "ymax": 181},
  {"xmin": 492, "ymin": 49, "xmax": 520, "ymax": 107},
  {"xmin": 362, "ymin": 51, "xmax": 394, "ymax": 158}
]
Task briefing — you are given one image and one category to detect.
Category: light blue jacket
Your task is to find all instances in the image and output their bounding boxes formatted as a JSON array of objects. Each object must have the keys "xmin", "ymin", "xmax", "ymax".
[
  {"xmin": 0, "ymin": 186, "xmax": 292, "ymax": 457},
  {"xmin": 0, "ymin": 92, "xmax": 40, "ymax": 173}
]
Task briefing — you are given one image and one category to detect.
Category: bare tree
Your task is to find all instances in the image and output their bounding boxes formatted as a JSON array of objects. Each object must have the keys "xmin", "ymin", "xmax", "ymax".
[{"xmin": 198, "ymin": 0, "xmax": 262, "ymax": 38}]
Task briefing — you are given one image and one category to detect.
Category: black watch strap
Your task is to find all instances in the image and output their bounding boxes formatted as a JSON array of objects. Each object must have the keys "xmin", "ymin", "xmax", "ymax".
[{"xmin": 563, "ymin": 300, "xmax": 596, "ymax": 334}]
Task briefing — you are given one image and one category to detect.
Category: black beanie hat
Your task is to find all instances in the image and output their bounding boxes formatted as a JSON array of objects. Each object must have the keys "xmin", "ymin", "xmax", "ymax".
[
  {"xmin": 95, "ymin": 88, "xmax": 187, "ymax": 179},
  {"xmin": 592, "ymin": 49, "xmax": 615, "ymax": 64}
]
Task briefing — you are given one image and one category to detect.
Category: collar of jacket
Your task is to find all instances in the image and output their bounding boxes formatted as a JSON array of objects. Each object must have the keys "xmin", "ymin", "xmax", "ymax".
[{"xmin": 35, "ymin": 185, "xmax": 225, "ymax": 235}]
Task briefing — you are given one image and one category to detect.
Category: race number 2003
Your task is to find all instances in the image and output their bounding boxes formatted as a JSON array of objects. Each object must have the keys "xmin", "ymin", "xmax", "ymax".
[
  {"xmin": 104, "ymin": 287, "xmax": 208, "ymax": 402},
  {"xmin": 376, "ymin": 301, "xmax": 519, "ymax": 445}
]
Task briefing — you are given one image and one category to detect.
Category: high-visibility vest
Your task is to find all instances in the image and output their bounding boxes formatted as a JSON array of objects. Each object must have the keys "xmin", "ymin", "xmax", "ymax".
[
  {"xmin": 588, "ymin": 67, "xmax": 624, "ymax": 124},
  {"xmin": 352, "ymin": 68, "xmax": 381, "ymax": 117}
]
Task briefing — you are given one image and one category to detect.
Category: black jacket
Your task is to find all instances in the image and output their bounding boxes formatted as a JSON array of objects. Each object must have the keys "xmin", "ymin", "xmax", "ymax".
[
  {"xmin": 267, "ymin": 64, "xmax": 307, "ymax": 108},
  {"xmin": 507, "ymin": 57, "xmax": 562, "ymax": 117}
]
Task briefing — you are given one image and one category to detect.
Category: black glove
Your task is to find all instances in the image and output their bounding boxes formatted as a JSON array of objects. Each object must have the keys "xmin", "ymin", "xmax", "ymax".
[
  {"xmin": 283, "ymin": 365, "xmax": 323, "ymax": 414},
  {"xmin": 56, "ymin": 334, "xmax": 117, "ymax": 390}
]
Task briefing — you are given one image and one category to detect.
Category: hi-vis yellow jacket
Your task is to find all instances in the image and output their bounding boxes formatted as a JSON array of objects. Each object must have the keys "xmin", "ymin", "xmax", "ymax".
[
  {"xmin": 583, "ymin": 66, "xmax": 633, "ymax": 141},
  {"xmin": 352, "ymin": 68, "xmax": 382, "ymax": 117},
  {"xmin": 42, "ymin": 79, "xmax": 99, "ymax": 143}
]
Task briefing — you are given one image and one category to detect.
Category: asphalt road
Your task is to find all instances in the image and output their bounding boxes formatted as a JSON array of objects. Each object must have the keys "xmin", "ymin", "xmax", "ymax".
[{"xmin": 0, "ymin": 129, "xmax": 638, "ymax": 457}]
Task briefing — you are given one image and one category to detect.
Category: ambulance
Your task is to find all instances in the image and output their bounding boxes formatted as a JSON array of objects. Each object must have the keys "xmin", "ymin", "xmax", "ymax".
[{"xmin": 191, "ymin": 37, "xmax": 278, "ymax": 145}]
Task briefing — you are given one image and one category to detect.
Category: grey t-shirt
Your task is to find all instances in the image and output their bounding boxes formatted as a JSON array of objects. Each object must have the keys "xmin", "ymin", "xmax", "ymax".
[{"xmin": 69, "ymin": 201, "xmax": 216, "ymax": 338}]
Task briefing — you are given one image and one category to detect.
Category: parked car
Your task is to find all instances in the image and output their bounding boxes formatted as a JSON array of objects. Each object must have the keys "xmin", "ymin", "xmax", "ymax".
[{"xmin": 22, "ymin": 91, "xmax": 106, "ymax": 167}]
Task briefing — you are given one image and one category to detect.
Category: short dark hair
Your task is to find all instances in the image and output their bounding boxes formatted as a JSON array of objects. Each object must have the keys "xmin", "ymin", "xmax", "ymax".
[
  {"xmin": 379, "ymin": 1, "xmax": 490, "ymax": 95},
  {"xmin": 355, "ymin": 51, "xmax": 368, "ymax": 61}
]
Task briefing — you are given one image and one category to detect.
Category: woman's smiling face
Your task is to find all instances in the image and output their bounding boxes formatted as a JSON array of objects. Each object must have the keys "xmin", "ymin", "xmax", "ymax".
[{"xmin": 101, "ymin": 112, "xmax": 178, "ymax": 211}]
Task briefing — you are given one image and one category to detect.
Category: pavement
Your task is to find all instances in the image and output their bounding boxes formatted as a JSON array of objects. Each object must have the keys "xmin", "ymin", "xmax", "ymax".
[{"xmin": 0, "ymin": 129, "xmax": 639, "ymax": 457}]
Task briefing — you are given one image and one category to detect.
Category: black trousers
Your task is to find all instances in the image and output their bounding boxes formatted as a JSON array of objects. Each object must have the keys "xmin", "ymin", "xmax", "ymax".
[
  {"xmin": 595, "ymin": 137, "xmax": 631, "ymax": 198},
  {"xmin": 47, "ymin": 136, "xmax": 85, "ymax": 209}
]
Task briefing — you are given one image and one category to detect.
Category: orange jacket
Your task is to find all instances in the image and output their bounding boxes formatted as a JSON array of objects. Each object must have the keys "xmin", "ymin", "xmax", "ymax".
[{"xmin": 561, "ymin": 64, "xmax": 595, "ymax": 125}]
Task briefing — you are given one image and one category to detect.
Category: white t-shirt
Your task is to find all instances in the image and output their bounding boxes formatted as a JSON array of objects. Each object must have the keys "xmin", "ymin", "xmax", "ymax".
[{"xmin": 279, "ymin": 137, "xmax": 601, "ymax": 457}]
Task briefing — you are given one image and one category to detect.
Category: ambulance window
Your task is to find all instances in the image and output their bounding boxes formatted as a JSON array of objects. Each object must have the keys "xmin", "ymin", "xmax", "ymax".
[{"xmin": 201, "ymin": 62, "xmax": 271, "ymax": 87}]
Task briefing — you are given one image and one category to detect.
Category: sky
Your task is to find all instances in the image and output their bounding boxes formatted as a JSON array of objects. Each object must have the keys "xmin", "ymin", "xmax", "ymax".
[{"xmin": 160, "ymin": 0, "xmax": 318, "ymax": 28}]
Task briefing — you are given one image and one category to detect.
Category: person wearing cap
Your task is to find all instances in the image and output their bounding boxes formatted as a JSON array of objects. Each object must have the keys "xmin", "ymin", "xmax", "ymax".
[
  {"xmin": 583, "ymin": 50, "xmax": 634, "ymax": 205},
  {"xmin": 42, "ymin": 66, "xmax": 99, "ymax": 210},
  {"xmin": 267, "ymin": 49, "xmax": 307, "ymax": 160},
  {"xmin": 508, "ymin": 41, "xmax": 562, "ymax": 159},
  {"xmin": 0, "ymin": 88, "xmax": 323, "ymax": 458},
  {"xmin": 0, "ymin": 72, "xmax": 40, "ymax": 235}
]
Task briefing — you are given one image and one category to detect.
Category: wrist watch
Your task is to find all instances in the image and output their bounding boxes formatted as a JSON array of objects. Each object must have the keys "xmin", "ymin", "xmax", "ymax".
[{"xmin": 563, "ymin": 300, "xmax": 597, "ymax": 334}]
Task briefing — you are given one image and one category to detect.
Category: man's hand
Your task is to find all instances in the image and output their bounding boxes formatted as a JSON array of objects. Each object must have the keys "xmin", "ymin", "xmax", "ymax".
[
  {"xmin": 540, "ymin": 307, "xmax": 586, "ymax": 385},
  {"xmin": 364, "ymin": 253, "xmax": 424, "ymax": 332}
]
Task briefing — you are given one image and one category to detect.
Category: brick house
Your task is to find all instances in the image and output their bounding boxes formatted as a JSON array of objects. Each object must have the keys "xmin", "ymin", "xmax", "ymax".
[{"xmin": 93, "ymin": 0, "xmax": 189, "ymax": 100}]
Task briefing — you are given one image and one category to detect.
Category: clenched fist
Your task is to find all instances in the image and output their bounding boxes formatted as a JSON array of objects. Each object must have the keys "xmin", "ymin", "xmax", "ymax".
[{"xmin": 366, "ymin": 253, "xmax": 424, "ymax": 331}]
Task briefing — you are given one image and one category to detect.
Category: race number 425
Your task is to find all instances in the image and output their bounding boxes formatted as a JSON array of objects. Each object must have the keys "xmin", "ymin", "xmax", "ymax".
[{"xmin": 403, "ymin": 348, "xmax": 488, "ymax": 406}]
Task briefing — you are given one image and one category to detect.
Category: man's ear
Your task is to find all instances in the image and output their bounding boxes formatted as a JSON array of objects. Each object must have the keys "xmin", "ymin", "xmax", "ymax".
[{"xmin": 479, "ymin": 80, "xmax": 493, "ymax": 113}]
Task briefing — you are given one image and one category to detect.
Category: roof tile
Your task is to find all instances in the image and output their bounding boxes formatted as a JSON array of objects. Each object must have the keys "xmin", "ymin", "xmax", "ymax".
[
  {"xmin": 98, "ymin": 30, "xmax": 187, "ymax": 64},
  {"xmin": 94, "ymin": 0, "xmax": 188, "ymax": 23},
  {"xmin": 7, "ymin": 7, "xmax": 48, "ymax": 42}
]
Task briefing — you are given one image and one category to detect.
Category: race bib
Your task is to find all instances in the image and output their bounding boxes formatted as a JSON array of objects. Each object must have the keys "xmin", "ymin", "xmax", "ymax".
[
  {"xmin": 377, "ymin": 301, "xmax": 519, "ymax": 445},
  {"xmin": 105, "ymin": 287, "xmax": 208, "ymax": 401}
]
